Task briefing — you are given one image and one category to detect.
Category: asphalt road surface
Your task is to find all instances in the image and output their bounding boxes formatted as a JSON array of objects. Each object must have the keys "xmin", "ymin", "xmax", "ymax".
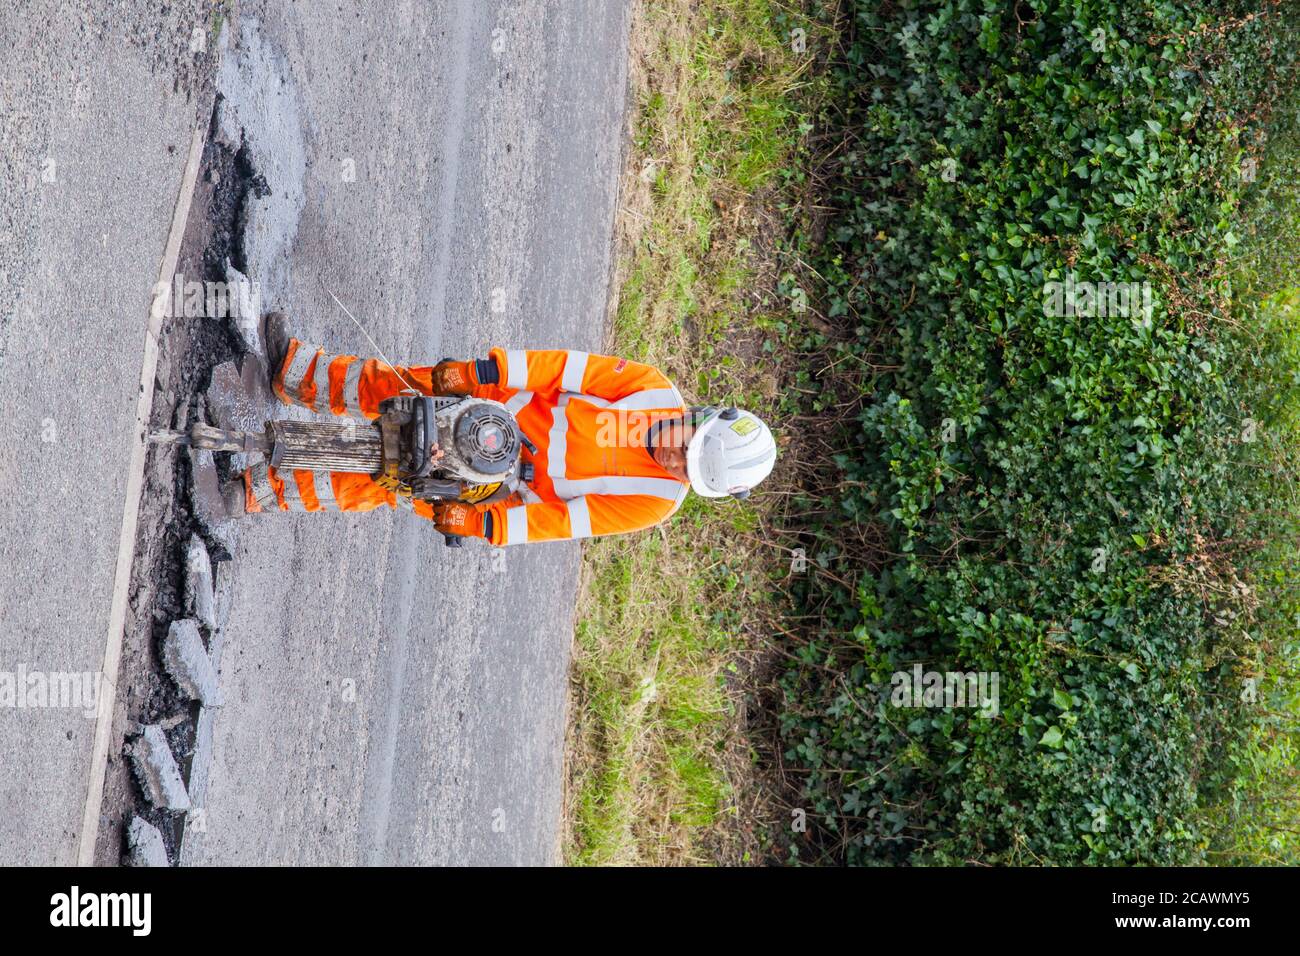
[
  {"xmin": 0, "ymin": 0, "xmax": 213, "ymax": 866},
  {"xmin": 2, "ymin": 0, "xmax": 632, "ymax": 866},
  {"xmin": 179, "ymin": 1, "xmax": 632, "ymax": 866}
]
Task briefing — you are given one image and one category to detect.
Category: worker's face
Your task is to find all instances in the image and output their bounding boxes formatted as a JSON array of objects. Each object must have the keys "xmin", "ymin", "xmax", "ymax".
[{"xmin": 652, "ymin": 420, "xmax": 694, "ymax": 481}]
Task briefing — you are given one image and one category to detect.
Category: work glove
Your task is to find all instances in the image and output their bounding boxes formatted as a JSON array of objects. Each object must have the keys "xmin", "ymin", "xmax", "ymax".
[
  {"xmin": 430, "ymin": 360, "xmax": 479, "ymax": 395},
  {"xmin": 429, "ymin": 501, "xmax": 486, "ymax": 539}
]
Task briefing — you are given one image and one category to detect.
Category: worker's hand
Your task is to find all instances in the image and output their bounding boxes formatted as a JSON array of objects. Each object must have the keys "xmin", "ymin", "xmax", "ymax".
[
  {"xmin": 430, "ymin": 360, "xmax": 477, "ymax": 395},
  {"xmin": 429, "ymin": 501, "xmax": 485, "ymax": 538}
]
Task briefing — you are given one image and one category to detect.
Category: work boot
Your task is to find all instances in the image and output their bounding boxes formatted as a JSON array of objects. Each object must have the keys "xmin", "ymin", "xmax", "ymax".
[{"xmin": 259, "ymin": 311, "xmax": 291, "ymax": 378}]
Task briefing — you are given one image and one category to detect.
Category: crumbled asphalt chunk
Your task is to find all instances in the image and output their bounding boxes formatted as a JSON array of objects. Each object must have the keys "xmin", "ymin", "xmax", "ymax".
[
  {"xmin": 190, "ymin": 445, "xmax": 241, "ymax": 558},
  {"xmin": 213, "ymin": 557, "xmax": 235, "ymax": 632},
  {"xmin": 125, "ymin": 817, "xmax": 170, "ymax": 867},
  {"xmin": 162, "ymin": 619, "xmax": 221, "ymax": 705},
  {"xmin": 128, "ymin": 725, "xmax": 191, "ymax": 811},
  {"xmin": 224, "ymin": 260, "xmax": 262, "ymax": 355},
  {"xmin": 184, "ymin": 535, "xmax": 217, "ymax": 632}
]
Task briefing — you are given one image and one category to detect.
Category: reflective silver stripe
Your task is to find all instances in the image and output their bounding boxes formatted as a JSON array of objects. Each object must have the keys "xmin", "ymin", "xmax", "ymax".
[
  {"xmin": 671, "ymin": 479, "xmax": 690, "ymax": 511},
  {"xmin": 312, "ymin": 472, "xmax": 338, "ymax": 510},
  {"xmin": 552, "ymin": 475, "xmax": 685, "ymax": 501},
  {"xmin": 609, "ymin": 388, "xmax": 683, "ymax": 411},
  {"xmin": 280, "ymin": 472, "xmax": 308, "ymax": 511},
  {"xmin": 283, "ymin": 345, "xmax": 314, "ymax": 403},
  {"xmin": 546, "ymin": 394, "xmax": 685, "ymax": 501},
  {"xmin": 249, "ymin": 462, "xmax": 278, "ymax": 508},
  {"xmin": 547, "ymin": 399, "xmax": 570, "ymax": 479},
  {"xmin": 567, "ymin": 497, "xmax": 593, "ymax": 539},
  {"xmin": 312, "ymin": 353, "xmax": 334, "ymax": 412},
  {"xmin": 546, "ymin": 393, "xmax": 620, "ymax": 484},
  {"xmin": 342, "ymin": 359, "xmax": 366, "ymax": 419},
  {"xmin": 518, "ymin": 484, "xmax": 543, "ymax": 504},
  {"xmin": 505, "ymin": 350, "xmax": 529, "ymax": 389},
  {"xmin": 561, "ymin": 350, "xmax": 588, "ymax": 393},
  {"xmin": 505, "ymin": 390, "xmax": 534, "ymax": 415},
  {"xmin": 505, "ymin": 504, "xmax": 529, "ymax": 545}
]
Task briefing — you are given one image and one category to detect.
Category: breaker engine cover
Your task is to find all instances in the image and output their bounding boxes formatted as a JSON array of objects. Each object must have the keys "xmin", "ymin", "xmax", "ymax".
[{"xmin": 436, "ymin": 398, "xmax": 524, "ymax": 484}]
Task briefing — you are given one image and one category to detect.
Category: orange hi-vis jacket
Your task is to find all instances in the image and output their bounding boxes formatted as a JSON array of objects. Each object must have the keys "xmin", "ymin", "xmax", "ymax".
[{"xmin": 257, "ymin": 338, "xmax": 690, "ymax": 546}]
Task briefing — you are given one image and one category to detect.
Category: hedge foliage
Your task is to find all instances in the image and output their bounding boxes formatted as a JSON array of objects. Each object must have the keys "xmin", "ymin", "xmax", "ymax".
[{"xmin": 782, "ymin": 0, "xmax": 1300, "ymax": 864}]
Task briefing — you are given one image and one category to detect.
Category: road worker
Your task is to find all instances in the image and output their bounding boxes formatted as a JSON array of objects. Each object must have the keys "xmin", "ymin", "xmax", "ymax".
[{"xmin": 203, "ymin": 313, "xmax": 777, "ymax": 545}]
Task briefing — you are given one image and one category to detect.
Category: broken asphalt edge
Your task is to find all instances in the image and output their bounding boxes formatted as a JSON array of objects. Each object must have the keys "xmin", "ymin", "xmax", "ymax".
[{"xmin": 76, "ymin": 103, "xmax": 214, "ymax": 868}]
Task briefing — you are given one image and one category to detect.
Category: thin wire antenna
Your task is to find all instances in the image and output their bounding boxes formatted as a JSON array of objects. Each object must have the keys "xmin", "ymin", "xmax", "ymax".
[{"xmin": 320, "ymin": 282, "xmax": 421, "ymax": 394}]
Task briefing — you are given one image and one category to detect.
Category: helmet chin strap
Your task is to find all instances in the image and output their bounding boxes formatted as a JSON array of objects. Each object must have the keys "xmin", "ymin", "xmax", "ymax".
[{"xmin": 687, "ymin": 405, "xmax": 716, "ymax": 427}]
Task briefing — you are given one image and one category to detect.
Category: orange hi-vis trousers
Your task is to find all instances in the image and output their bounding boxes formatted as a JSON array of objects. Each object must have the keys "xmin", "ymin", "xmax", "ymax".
[{"xmin": 248, "ymin": 338, "xmax": 691, "ymax": 545}]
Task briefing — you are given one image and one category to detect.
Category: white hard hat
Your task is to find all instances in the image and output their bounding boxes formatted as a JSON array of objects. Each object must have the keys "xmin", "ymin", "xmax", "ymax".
[{"xmin": 686, "ymin": 407, "xmax": 777, "ymax": 499}]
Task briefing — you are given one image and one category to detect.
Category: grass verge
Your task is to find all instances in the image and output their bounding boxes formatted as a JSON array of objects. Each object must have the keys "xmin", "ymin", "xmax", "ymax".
[{"xmin": 562, "ymin": 0, "xmax": 835, "ymax": 865}]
